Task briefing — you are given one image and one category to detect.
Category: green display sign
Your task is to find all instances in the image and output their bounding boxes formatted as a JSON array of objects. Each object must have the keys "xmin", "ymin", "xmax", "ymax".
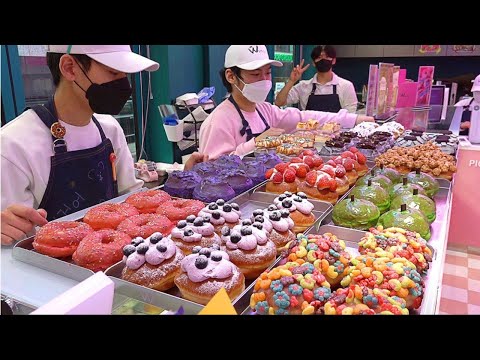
[{"xmin": 274, "ymin": 52, "xmax": 293, "ymax": 63}]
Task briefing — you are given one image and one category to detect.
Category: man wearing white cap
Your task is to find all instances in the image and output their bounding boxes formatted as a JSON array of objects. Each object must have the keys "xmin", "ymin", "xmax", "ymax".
[
  {"xmin": 199, "ymin": 45, "xmax": 374, "ymax": 160},
  {"xmin": 0, "ymin": 45, "xmax": 160, "ymax": 245}
]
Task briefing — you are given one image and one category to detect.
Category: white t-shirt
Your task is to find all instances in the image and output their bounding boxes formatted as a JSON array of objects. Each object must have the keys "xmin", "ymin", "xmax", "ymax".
[
  {"xmin": 282, "ymin": 72, "xmax": 358, "ymax": 113},
  {"xmin": 1, "ymin": 109, "xmax": 143, "ymax": 211}
]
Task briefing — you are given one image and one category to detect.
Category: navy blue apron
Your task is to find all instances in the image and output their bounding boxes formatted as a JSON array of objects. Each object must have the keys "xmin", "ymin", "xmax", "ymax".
[
  {"xmin": 228, "ymin": 96, "xmax": 270, "ymax": 141},
  {"xmin": 459, "ymin": 98, "xmax": 474, "ymax": 136},
  {"xmin": 305, "ymin": 83, "xmax": 342, "ymax": 112},
  {"xmin": 31, "ymin": 98, "xmax": 118, "ymax": 221}
]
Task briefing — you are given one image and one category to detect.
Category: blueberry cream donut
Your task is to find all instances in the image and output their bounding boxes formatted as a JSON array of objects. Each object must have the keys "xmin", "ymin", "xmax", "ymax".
[
  {"xmin": 268, "ymin": 210, "xmax": 296, "ymax": 254},
  {"xmin": 174, "ymin": 245, "xmax": 246, "ymax": 305},
  {"xmin": 121, "ymin": 233, "xmax": 184, "ymax": 291},
  {"xmin": 220, "ymin": 223, "xmax": 277, "ymax": 279},
  {"xmin": 251, "ymin": 209, "xmax": 274, "ymax": 233},
  {"xmin": 198, "ymin": 199, "xmax": 242, "ymax": 234},
  {"xmin": 170, "ymin": 216, "xmax": 221, "ymax": 255},
  {"xmin": 274, "ymin": 192, "xmax": 316, "ymax": 233}
]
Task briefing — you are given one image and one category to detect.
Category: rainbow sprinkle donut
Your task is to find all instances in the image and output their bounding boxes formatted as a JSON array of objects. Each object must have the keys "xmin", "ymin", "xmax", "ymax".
[
  {"xmin": 340, "ymin": 255, "xmax": 424, "ymax": 310},
  {"xmin": 285, "ymin": 233, "xmax": 352, "ymax": 287},
  {"xmin": 323, "ymin": 284, "xmax": 409, "ymax": 315},
  {"xmin": 358, "ymin": 226, "xmax": 433, "ymax": 274},
  {"xmin": 250, "ymin": 261, "xmax": 332, "ymax": 315}
]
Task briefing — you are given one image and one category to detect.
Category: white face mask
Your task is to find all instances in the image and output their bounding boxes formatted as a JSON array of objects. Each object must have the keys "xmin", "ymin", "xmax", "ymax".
[
  {"xmin": 235, "ymin": 78, "xmax": 272, "ymax": 103},
  {"xmin": 474, "ymin": 92, "xmax": 480, "ymax": 103}
]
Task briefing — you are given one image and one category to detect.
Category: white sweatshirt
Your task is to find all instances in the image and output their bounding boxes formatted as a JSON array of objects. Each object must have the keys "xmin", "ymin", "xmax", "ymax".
[{"xmin": 1, "ymin": 109, "xmax": 143, "ymax": 211}]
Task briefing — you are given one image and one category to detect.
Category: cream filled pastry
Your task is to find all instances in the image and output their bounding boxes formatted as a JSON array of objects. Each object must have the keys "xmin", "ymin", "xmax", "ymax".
[
  {"xmin": 251, "ymin": 209, "xmax": 274, "ymax": 233},
  {"xmin": 220, "ymin": 224, "xmax": 277, "ymax": 279},
  {"xmin": 121, "ymin": 233, "xmax": 184, "ymax": 291},
  {"xmin": 170, "ymin": 218, "xmax": 221, "ymax": 255},
  {"xmin": 268, "ymin": 210, "xmax": 296, "ymax": 253},
  {"xmin": 174, "ymin": 244, "xmax": 245, "ymax": 304}
]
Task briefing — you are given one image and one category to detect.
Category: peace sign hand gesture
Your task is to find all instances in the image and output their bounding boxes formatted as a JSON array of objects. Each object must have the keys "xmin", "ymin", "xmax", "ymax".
[{"xmin": 290, "ymin": 59, "xmax": 310, "ymax": 83}]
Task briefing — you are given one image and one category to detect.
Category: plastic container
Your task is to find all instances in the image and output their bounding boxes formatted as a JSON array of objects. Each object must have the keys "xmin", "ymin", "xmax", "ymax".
[{"xmin": 163, "ymin": 119, "xmax": 184, "ymax": 142}]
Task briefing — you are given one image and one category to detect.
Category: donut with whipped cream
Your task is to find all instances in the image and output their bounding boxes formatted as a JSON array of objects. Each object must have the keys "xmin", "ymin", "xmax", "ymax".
[
  {"xmin": 319, "ymin": 163, "xmax": 350, "ymax": 195},
  {"xmin": 220, "ymin": 223, "xmax": 277, "ymax": 279},
  {"xmin": 250, "ymin": 260, "xmax": 332, "ymax": 315},
  {"xmin": 251, "ymin": 209, "xmax": 274, "ymax": 233},
  {"xmin": 170, "ymin": 217, "xmax": 222, "ymax": 255},
  {"xmin": 121, "ymin": 233, "xmax": 184, "ymax": 291},
  {"xmin": 198, "ymin": 199, "xmax": 241, "ymax": 234},
  {"xmin": 298, "ymin": 170, "xmax": 339, "ymax": 204},
  {"xmin": 174, "ymin": 245, "xmax": 245, "ymax": 305},
  {"xmin": 265, "ymin": 163, "xmax": 299, "ymax": 194},
  {"xmin": 274, "ymin": 192, "xmax": 316, "ymax": 233},
  {"xmin": 267, "ymin": 210, "xmax": 296, "ymax": 254},
  {"xmin": 331, "ymin": 156, "xmax": 359, "ymax": 186}
]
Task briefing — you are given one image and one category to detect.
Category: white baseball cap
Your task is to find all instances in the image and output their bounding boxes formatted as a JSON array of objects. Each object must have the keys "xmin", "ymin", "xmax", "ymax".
[
  {"xmin": 47, "ymin": 45, "xmax": 159, "ymax": 73},
  {"xmin": 472, "ymin": 74, "xmax": 480, "ymax": 92},
  {"xmin": 224, "ymin": 45, "xmax": 283, "ymax": 70}
]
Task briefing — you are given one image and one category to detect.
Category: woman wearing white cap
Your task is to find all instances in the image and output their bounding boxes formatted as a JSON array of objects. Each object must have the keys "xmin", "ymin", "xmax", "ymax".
[
  {"xmin": 1, "ymin": 45, "xmax": 183, "ymax": 245},
  {"xmin": 199, "ymin": 45, "xmax": 374, "ymax": 160}
]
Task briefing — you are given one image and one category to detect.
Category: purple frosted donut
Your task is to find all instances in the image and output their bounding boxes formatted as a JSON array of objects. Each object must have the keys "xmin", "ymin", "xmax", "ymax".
[
  {"xmin": 192, "ymin": 176, "xmax": 236, "ymax": 203},
  {"xmin": 163, "ymin": 170, "xmax": 201, "ymax": 199},
  {"xmin": 220, "ymin": 169, "xmax": 254, "ymax": 195}
]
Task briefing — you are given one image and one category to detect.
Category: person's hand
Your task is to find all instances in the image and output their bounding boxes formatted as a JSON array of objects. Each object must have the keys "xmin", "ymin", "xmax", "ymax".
[
  {"xmin": 1, "ymin": 205, "xmax": 48, "ymax": 245},
  {"xmin": 460, "ymin": 121, "xmax": 471, "ymax": 130},
  {"xmin": 255, "ymin": 128, "xmax": 285, "ymax": 143},
  {"xmin": 355, "ymin": 115, "xmax": 375, "ymax": 125},
  {"xmin": 289, "ymin": 59, "xmax": 310, "ymax": 83},
  {"xmin": 184, "ymin": 152, "xmax": 209, "ymax": 171}
]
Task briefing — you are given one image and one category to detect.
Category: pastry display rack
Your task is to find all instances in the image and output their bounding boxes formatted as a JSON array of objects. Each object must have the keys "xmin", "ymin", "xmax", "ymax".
[{"xmin": 5, "ymin": 169, "xmax": 452, "ymax": 315}]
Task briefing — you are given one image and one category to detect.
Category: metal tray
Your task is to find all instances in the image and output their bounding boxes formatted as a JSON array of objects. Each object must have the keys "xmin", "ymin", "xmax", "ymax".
[
  {"xmin": 237, "ymin": 224, "xmax": 442, "ymax": 315},
  {"xmin": 227, "ymin": 191, "xmax": 333, "ymax": 231},
  {"xmin": 12, "ymin": 236, "xmax": 95, "ymax": 282},
  {"xmin": 10, "ymin": 187, "xmax": 155, "ymax": 281},
  {"xmin": 105, "ymin": 262, "xmax": 204, "ymax": 315},
  {"xmin": 329, "ymin": 179, "xmax": 451, "ymax": 257}
]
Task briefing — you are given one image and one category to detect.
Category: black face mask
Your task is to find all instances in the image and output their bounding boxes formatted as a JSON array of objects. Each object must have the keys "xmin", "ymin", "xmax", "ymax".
[
  {"xmin": 315, "ymin": 59, "xmax": 333, "ymax": 73},
  {"xmin": 74, "ymin": 62, "xmax": 132, "ymax": 115}
]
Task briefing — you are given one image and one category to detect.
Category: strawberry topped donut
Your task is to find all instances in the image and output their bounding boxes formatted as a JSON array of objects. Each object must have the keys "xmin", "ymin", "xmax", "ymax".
[
  {"xmin": 319, "ymin": 163, "xmax": 349, "ymax": 195},
  {"xmin": 298, "ymin": 170, "xmax": 339, "ymax": 204},
  {"xmin": 265, "ymin": 163, "xmax": 299, "ymax": 194},
  {"xmin": 331, "ymin": 157, "xmax": 359, "ymax": 186},
  {"xmin": 287, "ymin": 162, "xmax": 311, "ymax": 181},
  {"xmin": 347, "ymin": 147, "xmax": 369, "ymax": 176}
]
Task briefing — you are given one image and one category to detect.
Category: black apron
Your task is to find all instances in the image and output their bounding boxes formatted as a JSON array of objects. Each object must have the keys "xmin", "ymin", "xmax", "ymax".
[
  {"xmin": 31, "ymin": 98, "xmax": 118, "ymax": 221},
  {"xmin": 305, "ymin": 83, "xmax": 342, "ymax": 112},
  {"xmin": 228, "ymin": 96, "xmax": 269, "ymax": 141},
  {"xmin": 459, "ymin": 98, "xmax": 474, "ymax": 136}
]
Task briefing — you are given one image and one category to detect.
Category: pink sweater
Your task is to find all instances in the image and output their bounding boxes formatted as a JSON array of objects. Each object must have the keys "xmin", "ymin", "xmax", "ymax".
[{"xmin": 199, "ymin": 99, "xmax": 358, "ymax": 160}]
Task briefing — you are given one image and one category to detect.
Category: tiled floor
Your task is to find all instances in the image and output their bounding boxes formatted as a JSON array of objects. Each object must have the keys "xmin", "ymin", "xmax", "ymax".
[{"xmin": 438, "ymin": 249, "xmax": 480, "ymax": 314}]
